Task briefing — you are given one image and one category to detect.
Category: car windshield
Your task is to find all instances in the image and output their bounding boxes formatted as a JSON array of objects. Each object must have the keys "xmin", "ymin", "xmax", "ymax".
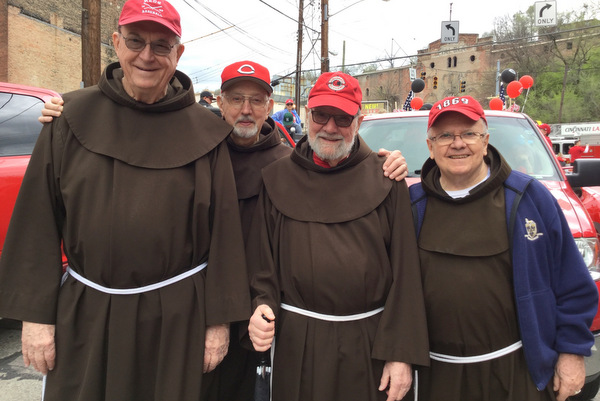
[
  {"xmin": 0, "ymin": 92, "xmax": 44, "ymax": 156},
  {"xmin": 360, "ymin": 114, "xmax": 561, "ymax": 181}
]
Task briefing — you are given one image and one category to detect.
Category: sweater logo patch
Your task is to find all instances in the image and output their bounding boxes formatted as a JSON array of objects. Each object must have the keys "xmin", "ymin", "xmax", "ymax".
[{"xmin": 524, "ymin": 218, "xmax": 544, "ymax": 241}]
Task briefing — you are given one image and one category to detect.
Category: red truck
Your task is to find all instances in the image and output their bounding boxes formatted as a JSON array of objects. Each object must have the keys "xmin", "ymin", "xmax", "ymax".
[{"xmin": 0, "ymin": 82, "xmax": 61, "ymax": 260}]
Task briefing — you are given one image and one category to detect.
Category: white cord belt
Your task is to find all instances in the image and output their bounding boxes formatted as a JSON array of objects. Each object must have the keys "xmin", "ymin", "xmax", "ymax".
[
  {"xmin": 280, "ymin": 303, "xmax": 384, "ymax": 322},
  {"xmin": 64, "ymin": 262, "xmax": 207, "ymax": 295},
  {"xmin": 429, "ymin": 340, "xmax": 523, "ymax": 364}
]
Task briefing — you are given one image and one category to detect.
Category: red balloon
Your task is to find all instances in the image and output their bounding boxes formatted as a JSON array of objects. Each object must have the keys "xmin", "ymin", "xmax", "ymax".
[
  {"xmin": 519, "ymin": 75, "xmax": 534, "ymax": 89},
  {"xmin": 410, "ymin": 97, "xmax": 424, "ymax": 110},
  {"xmin": 506, "ymin": 81, "xmax": 523, "ymax": 98},
  {"xmin": 489, "ymin": 98, "xmax": 504, "ymax": 110}
]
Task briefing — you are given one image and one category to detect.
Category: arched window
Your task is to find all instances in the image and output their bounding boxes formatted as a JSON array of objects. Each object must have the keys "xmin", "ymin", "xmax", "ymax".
[{"xmin": 453, "ymin": 56, "xmax": 457, "ymax": 67}]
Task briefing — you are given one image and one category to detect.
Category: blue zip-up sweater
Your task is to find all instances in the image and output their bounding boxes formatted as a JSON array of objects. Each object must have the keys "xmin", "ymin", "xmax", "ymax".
[{"xmin": 410, "ymin": 147, "xmax": 598, "ymax": 390}]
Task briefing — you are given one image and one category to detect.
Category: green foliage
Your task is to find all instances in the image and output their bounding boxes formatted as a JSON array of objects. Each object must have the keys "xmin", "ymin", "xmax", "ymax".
[{"xmin": 519, "ymin": 48, "xmax": 600, "ymax": 122}]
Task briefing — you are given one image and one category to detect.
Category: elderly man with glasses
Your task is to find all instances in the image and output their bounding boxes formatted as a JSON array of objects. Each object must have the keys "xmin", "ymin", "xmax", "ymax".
[
  {"xmin": 0, "ymin": 1, "xmax": 250, "ymax": 400},
  {"xmin": 409, "ymin": 96, "xmax": 597, "ymax": 401},
  {"xmin": 247, "ymin": 71, "xmax": 429, "ymax": 401}
]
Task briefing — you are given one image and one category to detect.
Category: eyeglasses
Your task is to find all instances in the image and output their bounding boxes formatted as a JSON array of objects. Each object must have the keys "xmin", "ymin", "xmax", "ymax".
[
  {"xmin": 120, "ymin": 34, "xmax": 175, "ymax": 56},
  {"xmin": 429, "ymin": 132, "xmax": 486, "ymax": 146},
  {"xmin": 223, "ymin": 94, "xmax": 269, "ymax": 109},
  {"xmin": 310, "ymin": 110, "xmax": 355, "ymax": 128}
]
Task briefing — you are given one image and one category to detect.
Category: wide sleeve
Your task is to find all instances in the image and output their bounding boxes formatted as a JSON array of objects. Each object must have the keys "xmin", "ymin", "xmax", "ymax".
[
  {"xmin": 371, "ymin": 181, "xmax": 430, "ymax": 367},
  {"xmin": 204, "ymin": 141, "xmax": 251, "ymax": 326},
  {"xmin": 0, "ymin": 119, "xmax": 67, "ymax": 324},
  {"xmin": 246, "ymin": 185, "xmax": 281, "ymax": 316}
]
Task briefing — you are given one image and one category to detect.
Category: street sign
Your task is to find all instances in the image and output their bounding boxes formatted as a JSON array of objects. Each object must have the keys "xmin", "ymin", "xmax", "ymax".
[
  {"xmin": 535, "ymin": 1, "xmax": 557, "ymax": 26},
  {"xmin": 409, "ymin": 68, "xmax": 416, "ymax": 81},
  {"xmin": 441, "ymin": 21, "xmax": 459, "ymax": 43}
]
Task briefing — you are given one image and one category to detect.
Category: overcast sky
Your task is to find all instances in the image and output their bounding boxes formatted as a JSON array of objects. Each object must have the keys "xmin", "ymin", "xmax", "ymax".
[{"xmin": 168, "ymin": 0, "xmax": 597, "ymax": 91}]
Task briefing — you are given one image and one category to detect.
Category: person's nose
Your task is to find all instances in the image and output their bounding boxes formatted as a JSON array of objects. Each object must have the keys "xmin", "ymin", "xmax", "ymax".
[
  {"xmin": 322, "ymin": 116, "xmax": 339, "ymax": 133},
  {"xmin": 240, "ymin": 98, "xmax": 253, "ymax": 114},
  {"xmin": 449, "ymin": 134, "xmax": 466, "ymax": 147},
  {"xmin": 138, "ymin": 43, "xmax": 155, "ymax": 61}
]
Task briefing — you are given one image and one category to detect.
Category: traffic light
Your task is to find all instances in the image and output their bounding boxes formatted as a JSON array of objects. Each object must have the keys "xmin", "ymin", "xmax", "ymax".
[
  {"xmin": 420, "ymin": 71, "xmax": 426, "ymax": 80},
  {"xmin": 433, "ymin": 76, "xmax": 438, "ymax": 89},
  {"xmin": 460, "ymin": 80, "xmax": 466, "ymax": 93}
]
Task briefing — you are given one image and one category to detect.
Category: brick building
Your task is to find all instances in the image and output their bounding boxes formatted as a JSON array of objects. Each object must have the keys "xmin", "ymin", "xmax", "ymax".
[
  {"xmin": 356, "ymin": 33, "xmax": 498, "ymax": 113},
  {"xmin": 0, "ymin": 0, "xmax": 125, "ymax": 93}
]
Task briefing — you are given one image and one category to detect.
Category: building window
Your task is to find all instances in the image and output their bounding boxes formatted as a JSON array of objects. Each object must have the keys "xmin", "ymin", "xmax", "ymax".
[
  {"xmin": 453, "ymin": 56, "xmax": 457, "ymax": 67},
  {"xmin": 430, "ymin": 62, "xmax": 435, "ymax": 68},
  {"xmin": 567, "ymin": 42, "xmax": 573, "ymax": 50},
  {"xmin": 366, "ymin": 88, "xmax": 370, "ymax": 97},
  {"xmin": 470, "ymin": 55, "xmax": 476, "ymax": 62},
  {"xmin": 447, "ymin": 57, "xmax": 452, "ymax": 68}
]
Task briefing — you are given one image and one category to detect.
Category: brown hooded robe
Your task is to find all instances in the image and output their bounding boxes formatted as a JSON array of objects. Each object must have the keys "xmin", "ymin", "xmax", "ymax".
[{"xmin": 0, "ymin": 63, "xmax": 250, "ymax": 401}]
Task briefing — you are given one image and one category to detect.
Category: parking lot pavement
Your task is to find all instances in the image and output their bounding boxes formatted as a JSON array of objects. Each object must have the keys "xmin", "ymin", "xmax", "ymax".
[
  {"xmin": 2, "ymin": 321, "xmax": 600, "ymax": 401},
  {"xmin": 0, "ymin": 321, "xmax": 43, "ymax": 401}
]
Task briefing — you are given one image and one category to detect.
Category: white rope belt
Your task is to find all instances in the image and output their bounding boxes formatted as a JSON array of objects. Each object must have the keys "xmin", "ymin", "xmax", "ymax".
[
  {"xmin": 280, "ymin": 303, "xmax": 384, "ymax": 322},
  {"xmin": 64, "ymin": 262, "xmax": 207, "ymax": 295},
  {"xmin": 429, "ymin": 340, "xmax": 523, "ymax": 364}
]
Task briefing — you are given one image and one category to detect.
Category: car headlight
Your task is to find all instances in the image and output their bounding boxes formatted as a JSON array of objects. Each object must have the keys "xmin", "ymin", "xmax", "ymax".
[{"xmin": 575, "ymin": 237, "xmax": 600, "ymax": 280}]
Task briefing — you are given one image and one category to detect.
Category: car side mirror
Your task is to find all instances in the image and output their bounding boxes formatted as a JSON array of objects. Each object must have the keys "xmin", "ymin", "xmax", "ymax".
[{"xmin": 566, "ymin": 159, "xmax": 600, "ymax": 187}]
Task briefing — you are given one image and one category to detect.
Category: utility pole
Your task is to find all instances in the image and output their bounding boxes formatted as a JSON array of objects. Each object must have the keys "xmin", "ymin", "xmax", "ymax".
[
  {"xmin": 321, "ymin": 0, "xmax": 329, "ymax": 73},
  {"xmin": 0, "ymin": 1, "xmax": 8, "ymax": 82},
  {"xmin": 82, "ymin": 0, "xmax": 101, "ymax": 87},
  {"xmin": 295, "ymin": 0, "xmax": 304, "ymax": 108},
  {"xmin": 342, "ymin": 40, "xmax": 346, "ymax": 72}
]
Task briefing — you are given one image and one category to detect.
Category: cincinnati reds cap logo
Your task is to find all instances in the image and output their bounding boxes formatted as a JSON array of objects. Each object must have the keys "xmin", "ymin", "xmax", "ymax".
[
  {"xmin": 327, "ymin": 76, "xmax": 346, "ymax": 91},
  {"xmin": 237, "ymin": 64, "xmax": 256, "ymax": 75}
]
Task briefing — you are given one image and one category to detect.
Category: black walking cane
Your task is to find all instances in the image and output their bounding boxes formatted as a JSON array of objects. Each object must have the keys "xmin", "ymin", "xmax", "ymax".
[{"xmin": 254, "ymin": 315, "xmax": 272, "ymax": 401}]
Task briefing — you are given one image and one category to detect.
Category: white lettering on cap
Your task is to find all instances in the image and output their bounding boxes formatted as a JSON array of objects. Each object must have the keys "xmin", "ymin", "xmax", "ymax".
[
  {"xmin": 436, "ymin": 97, "xmax": 469, "ymax": 110},
  {"xmin": 237, "ymin": 65, "xmax": 256, "ymax": 75},
  {"xmin": 327, "ymin": 76, "xmax": 346, "ymax": 91},
  {"xmin": 142, "ymin": 1, "xmax": 164, "ymax": 17}
]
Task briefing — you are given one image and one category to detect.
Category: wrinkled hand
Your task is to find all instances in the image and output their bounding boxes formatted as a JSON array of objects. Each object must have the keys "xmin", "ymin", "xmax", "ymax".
[
  {"xmin": 22, "ymin": 321, "xmax": 56, "ymax": 375},
  {"xmin": 379, "ymin": 361, "xmax": 412, "ymax": 401},
  {"xmin": 38, "ymin": 97, "xmax": 63, "ymax": 124},
  {"xmin": 378, "ymin": 149, "xmax": 408, "ymax": 181},
  {"xmin": 553, "ymin": 353, "xmax": 585, "ymax": 401},
  {"xmin": 248, "ymin": 304, "xmax": 275, "ymax": 352},
  {"xmin": 204, "ymin": 324, "xmax": 229, "ymax": 373}
]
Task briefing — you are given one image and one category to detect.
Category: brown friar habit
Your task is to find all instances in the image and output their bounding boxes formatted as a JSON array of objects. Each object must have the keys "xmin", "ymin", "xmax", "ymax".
[
  {"xmin": 247, "ymin": 135, "xmax": 429, "ymax": 401},
  {"xmin": 0, "ymin": 63, "xmax": 250, "ymax": 401},
  {"xmin": 416, "ymin": 147, "xmax": 555, "ymax": 401},
  {"xmin": 203, "ymin": 118, "xmax": 291, "ymax": 401}
]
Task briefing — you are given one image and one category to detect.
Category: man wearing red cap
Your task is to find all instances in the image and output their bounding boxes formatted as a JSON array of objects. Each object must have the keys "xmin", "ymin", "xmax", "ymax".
[
  {"xmin": 0, "ymin": 1, "xmax": 250, "ymax": 400},
  {"xmin": 272, "ymin": 98, "xmax": 302, "ymax": 129},
  {"xmin": 247, "ymin": 71, "xmax": 429, "ymax": 401},
  {"xmin": 409, "ymin": 96, "xmax": 596, "ymax": 401},
  {"xmin": 538, "ymin": 123, "xmax": 553, "ymax": 149},
  {"xmin": 202, "ymin": 61, "xmax": 409, "ymax": 401}
]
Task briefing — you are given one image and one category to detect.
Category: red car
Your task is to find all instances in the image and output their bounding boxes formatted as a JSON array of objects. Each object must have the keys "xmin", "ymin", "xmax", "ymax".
[
  {"xmin": 360, "ymin": 110, "xmax": 600, "ymax": 400},
  {"xmin": 0, "ymin": 82, "xmax": 60, "ymax": 260}
]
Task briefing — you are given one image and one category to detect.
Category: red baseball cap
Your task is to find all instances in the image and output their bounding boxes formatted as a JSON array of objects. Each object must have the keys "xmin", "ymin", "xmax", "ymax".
[
  {"xmin": 119, "ymin": 0, "xmax": 182, "ymax": 37},
  {"xmin": 428, "ymin": 96, "xmax": 487, "ymax": 130},
  {"xmin": 221, "ymin": 61, "xmax": 272, "ymax": 94},
  {"xmin": 285, "ymin": 98, "xmax": 294, "ymax": 105},
  {"xmin": 308, "ymin": 72, "xmax": 362, "ymax": 116},
  {"xmin": 538, "ymin": 123, "xmax": 551, "ymax": 135}
]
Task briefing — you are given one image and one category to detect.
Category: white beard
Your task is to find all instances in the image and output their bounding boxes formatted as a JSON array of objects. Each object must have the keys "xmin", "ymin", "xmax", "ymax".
[
  {"xmin": 232, "ymin": 117, "xmax": 259, "ymax": 138},
  {"xmin": 308, "ymin": 131, "xmax": 356, "ymax": 162}
]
